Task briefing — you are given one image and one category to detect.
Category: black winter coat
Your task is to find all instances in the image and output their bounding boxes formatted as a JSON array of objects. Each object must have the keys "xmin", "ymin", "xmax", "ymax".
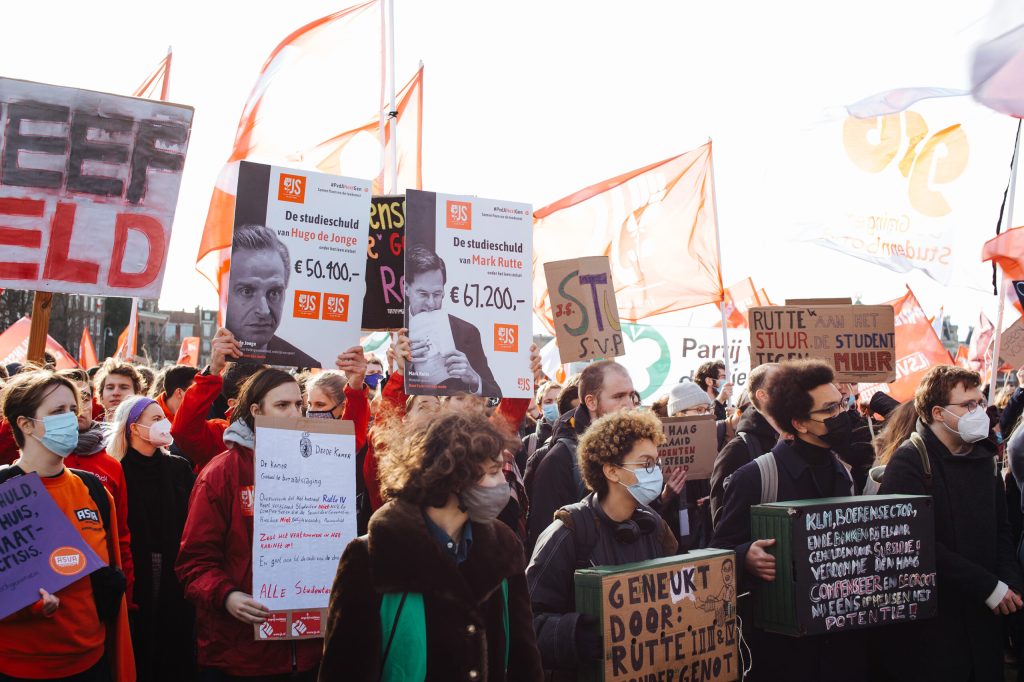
[
  {"xmin": 320, "ymin": 499, "xmax": 543, "ymax": 682},
  {"xmin": 709, "ymin": 408, "xmax": 778, "ymax": 528},
  {"xmin": 711, "ymin": 438, "xmax": 866, "ymax": 682},
  {"xmin": 876, "ymin": 421, "xmax": 1022, "ymax": 682},
  {"xmin": 525, "ymin": 405, "xmax": 592, "ymax": 551}
]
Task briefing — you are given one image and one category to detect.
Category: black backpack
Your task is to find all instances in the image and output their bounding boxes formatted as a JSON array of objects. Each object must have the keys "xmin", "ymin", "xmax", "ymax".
[
  {"xmin": 0, "ymin": 465, "xmax": 125, "ymax": 621},
  {"xmin": 524, "ymin": 437, "xmax": 586, "ymax": 503}
]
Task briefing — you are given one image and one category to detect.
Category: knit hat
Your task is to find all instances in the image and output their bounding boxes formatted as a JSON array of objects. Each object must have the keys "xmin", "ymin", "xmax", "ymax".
[{"xmin": 667, "ymin": 381, "xmax": 713, "ymax": 417}]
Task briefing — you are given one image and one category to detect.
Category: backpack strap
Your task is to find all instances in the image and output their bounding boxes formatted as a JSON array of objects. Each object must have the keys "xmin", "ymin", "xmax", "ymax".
[
  {"xmin": 556, "ymin": 437, "xmax": 587, "ymax": 500},
  {"xmin": 526, "ymin": 433, "xmax": 539, "ymax": 461},
  {"xmin": 738, "ymin": 432, "xmax": 760, "ymax": 462},
  {"xmin": 379, "ymin": 592, "xmax": 427, "ymax": 682},
  {"xmin": 907, "ymin": 433, "xmax": 933, "ymax": 495},
  {"xmin": 553, "ymin": 503, "xmax": 600, "ymax": 569},
  {"xmin": 0, "ymin": 464, "xmax": 25, "ymax": 485},
  {"xmin": 754, "ymin": 452, "xmax": 779, "ymax": 504}
]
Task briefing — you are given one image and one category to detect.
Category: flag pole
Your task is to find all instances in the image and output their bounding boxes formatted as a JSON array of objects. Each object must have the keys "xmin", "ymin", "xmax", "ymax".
[
  {"xmin": 161, "ymin": 45, "xmax": 172, "ymax": 101},
  {"xmin": 377, "ymin": 0, "xmax": 386, "ymax": 189},
  {"xmin": 387, "ymin": 0, "xmax": 398, "ymax": 194},
  {"xmin": 707, "ymin": 139, "xmax": 732, "ymax": 395},
  {"xmin": 990, "ymin": 123, "xmax": 1022, "ymax": 404}
]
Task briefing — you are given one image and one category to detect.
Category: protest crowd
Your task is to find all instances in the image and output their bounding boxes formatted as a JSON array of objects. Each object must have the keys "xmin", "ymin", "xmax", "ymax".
[{"xmin": 6, "ymin": 2, "xmax": 1024, "ymax": 682}]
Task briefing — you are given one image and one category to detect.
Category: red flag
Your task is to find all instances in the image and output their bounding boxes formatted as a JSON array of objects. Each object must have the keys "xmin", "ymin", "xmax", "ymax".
[
  {"xmin": 968, "ymin": 311, "xmax": 996, "ymax": 384},
  {"xmin": 115, "ymin": 299, "xmax": 139, "ymax": 361},
  {"xmin": 859, "ymin": 287, "xmax": 953, "ymax": 403},
  {"xmin": 0, "ymin": 318, "xmax": 77, "ymax": 369},
  {"xmin": 716, "ymin": 278, "xmax": 762, "ymax": 328},
  {"xmin": 955, "ymin": 343, "xmax": 970, "ymax": 367},
  {"xmin": 79, "ymin": 326, "xmax": 98, "ymax": 368},
  {"xmin": 195, "ymin": 1, "xmax": 384, "ymax": 323},
  {"xmin": 177, "ymin": 337, "xmax": 199, "ymax": 366},
  {"xmin": 132, "ymin": 50, "xmax": 172, "ymax": 100},
  {"xmin": 982, "ymin": 225, "xmax": 1024, "ymax": 280},
  {"xmin": 533, "ymin": 142, "xmax": 723, "ymax": 331}
]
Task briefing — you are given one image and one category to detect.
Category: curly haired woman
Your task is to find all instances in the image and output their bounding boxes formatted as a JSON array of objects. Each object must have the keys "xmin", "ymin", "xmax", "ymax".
[
  {"xmin": 319, "ymin": 410, "xmax": 543, "ymax": 682},
  {"xmin": 526, "ymin": 409, "xmax": 680, "ymax": 681}
]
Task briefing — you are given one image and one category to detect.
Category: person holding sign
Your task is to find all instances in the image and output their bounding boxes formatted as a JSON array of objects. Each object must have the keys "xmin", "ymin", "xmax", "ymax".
[
  {"xmin": 0, "ymin": 371, "xmax": 133, "ymax": 682},
  {"xmin": 880, "ymin": 366, "xmax": 1022, "ymax": 682},
  {"xmin": 106, "ymin": 396, "xmax": 196, "ymax": 682},
  {"xmin": 319, "ymin": 411, "xmax": 543, "ymax": 681},
  {"xmin": 176, "ymin": 368, "xmax": 321, "ymax": 681},
  {"xmin": 711, "ymin": 360, "xmax": 866, "ymax": 681},
  {"xmin": 406, "ymin": 246, "xmax": 501, "ymax": 397},
  {"xmin": 527, "ymin": 409, "xmax": 678, "ymax": 681}
]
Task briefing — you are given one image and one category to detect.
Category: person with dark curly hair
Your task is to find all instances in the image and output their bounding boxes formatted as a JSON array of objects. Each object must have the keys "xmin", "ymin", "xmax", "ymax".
[
  {"xmin": 319, "ymin": 410, "xmax": 543, "ymax": 681},
  {"xmin": 526, "ymin": 409, "xmax": 679, "ymax": 681},
  {"xmin": 711, "ymin": 359, "xmax": 866, "ymax": 681}
]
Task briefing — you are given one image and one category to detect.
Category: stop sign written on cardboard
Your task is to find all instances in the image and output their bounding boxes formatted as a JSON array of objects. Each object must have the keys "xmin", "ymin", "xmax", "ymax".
[{"xmin": 0, "ymin": 78, "xmax": 193, "ymax": 299}]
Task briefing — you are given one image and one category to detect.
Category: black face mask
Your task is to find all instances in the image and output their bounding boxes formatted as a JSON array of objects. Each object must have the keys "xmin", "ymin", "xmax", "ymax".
[{"xmin": 820, "ymin": 413, "xmax": 852, "ymax": 450}]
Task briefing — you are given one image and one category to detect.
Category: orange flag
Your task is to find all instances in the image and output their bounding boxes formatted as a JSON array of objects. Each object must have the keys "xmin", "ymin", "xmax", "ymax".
[
  {"xmin": 177, "ymin": 336, "xmax": 199, "ymax": 366},
  {"xmin": 967, "ymin": 311, "xmax": 996, "ymax": 384},
  {"xmin": 716, "ymin": 278, "xmax": 762, "ymax": 328},
  {"xmin": 859, "ymin": 287, "xmax": 953, "ymax": 403},
  {"xmin": 955, "ymin": 343, "xmax": 970, "ymax": 368},
  {"xmin": 533, "ymin": 142, "xmax": 723, "ymax": 330},
  {"xmin": 115, "ymin": 299, "xmax": 139, "ymax": 361},
  {"xmin": 0, "ymin": 318, "xmax": 78, "ymax": 369},
  {"xmin": 79, "ymin": 326, "xmax": 98, "ymax": 368},
  {"xmin": 982, "ymin": 225, "xmax": 1024, "ymax": 280},
  {"xmin": 195, "ymin": 1, "xmax": 384, "ymax": 322},
  {"xmin": 132, "ymin": 50, "xmax": 172, "ymax": 100}
]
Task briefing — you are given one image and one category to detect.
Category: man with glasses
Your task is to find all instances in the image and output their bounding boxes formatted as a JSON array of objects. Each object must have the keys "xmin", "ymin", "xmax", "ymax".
[
  {"xmin": 712, "ymin": 360, "xmax": 867, "ymax": 681},
  {"xmin": 879, "ymin": 366, "xmax": 1022, "ymax": 681}
]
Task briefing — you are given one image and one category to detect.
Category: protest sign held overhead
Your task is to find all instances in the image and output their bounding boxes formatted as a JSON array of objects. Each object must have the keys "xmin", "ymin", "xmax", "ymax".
[
  {"xmin": 752, "ymin": 495, "xmax": 937, "ymax": 637},
  {"xmin": 575, "ymin": 550, "xmax": 739, "ymax": 682},
  {"xmin": 544, "ymin": 256, "xmax": 624, "ymax": 364},
  {"xmin": 999, "ymin": 318, "xmax": 1024, "ymax": 370},
  {"xmin": 0, "ymin": 473, "xmax": 107, "ymax": 620},
  {"xmin": 403, "ymin": 189, "xmax": 532, "ymax": 398},
  {"xmin": 749, "ymin": 304, "xmax": 896, "ymax": 383},
  {"xmin": 252, "ymin": 416, "xmax": 358, "ymax": 641},
  {"xmin": 361, "ymin": 196, "xmax": 405, "ymax": 330},
  {"xmin": 658, "ymin": 415, "xmax": 718, "ymax": 480},
  {"xmin": 0, "ymin": 78, "xmax": 192, "ymax": 298},
  {"xmin": 225, "ymin": 161, "xmax": 371, "ymax": 369}
]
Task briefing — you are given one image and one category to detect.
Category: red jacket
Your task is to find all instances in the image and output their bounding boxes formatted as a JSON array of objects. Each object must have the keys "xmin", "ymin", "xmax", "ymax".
[
  {"xmin": 176, "ymin": 442, "xmax": 322, "ymax": 676},
  {"xmin": 0, "ymin": 420, "xmax": 17, "ymax": 467},
  {"xmin": 171, "ymin": 372, "xmax": 228, "ymax": 472}
]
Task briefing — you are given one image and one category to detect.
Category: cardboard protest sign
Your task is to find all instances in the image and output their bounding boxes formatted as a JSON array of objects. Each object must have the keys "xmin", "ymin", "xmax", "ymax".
[
  {"xmin": 752, "ymin": 495, "xmax": 937, "ymax": 636},
  {"xmin": 403, "ymin": 189, "xmax": 533, "ymax": 398},
  {"xmin": 0, "ymin": 473, "xmax": 106, "ymax": 620},
  {"xmin": 544, "ymin": 256, "xmax": 624, "ymax": 364},
  {"xmin": 658, "ymin": 416, "xmax": 718, "ymax": 480},
  {"xmin": 749, "ymin": 304, "xmax": 896, "ymax": 382},
  {"xmin": 0, "ymin": 78, "xmax": 192, "ymax": 298},
  {"xmin": 575, "ymin": 549, "xmax": 739, "ymax": 682},
  {"xmin": 361, "ymin": 195, "xmax": 406, "ymax": 330},
  {"xmin": 252, "ymin": 416, "xmax": 358, "ymax": 640},
  {"xmin": 999, "ymin": 318, "xmax": 1024, "ymax": 370},
  {"xmin": 226, "ymin": 161, "xmax": 371, "ymax": 369}
]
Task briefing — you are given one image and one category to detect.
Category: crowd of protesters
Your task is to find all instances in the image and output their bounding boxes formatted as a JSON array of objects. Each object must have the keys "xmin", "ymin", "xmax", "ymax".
[{"xmin": 3, "ymin": 330, "xmax": 1024, "ymax": 682}]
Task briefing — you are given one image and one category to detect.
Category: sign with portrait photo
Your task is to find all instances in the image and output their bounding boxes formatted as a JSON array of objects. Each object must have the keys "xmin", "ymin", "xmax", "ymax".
[
  {"xmin": 226, "ymin": 161, "xmax": 372, "ymax": 368},
  {"xmin": 403, "ymin": 189, "xmax": 533, "ymax": 398}
]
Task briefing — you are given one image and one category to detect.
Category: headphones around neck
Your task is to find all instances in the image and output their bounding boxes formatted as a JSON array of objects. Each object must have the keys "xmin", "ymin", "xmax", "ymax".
[{"xmin": 610, "ymin": 506, "xmax": 659, "ymax": 544}]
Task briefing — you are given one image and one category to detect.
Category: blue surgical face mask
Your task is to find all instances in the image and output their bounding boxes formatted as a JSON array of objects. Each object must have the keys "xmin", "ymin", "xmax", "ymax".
[
  {"xmin": 29, "ymin": 412, "xmax": 79, "ymax": 458},
  {"xmin": 541, "ymin": 403, "xmax": 559, "ymax": 424},
  {"xmin": 617, "ymin": 466, "xmax": 663, "ymax": 506},
  {"xmin": 847, "ymin": 395, "xmax": 857, "ymax": 410},
  {"xmin": 365, "ymin": 373, "xmax": 383, "ymax": 389}
]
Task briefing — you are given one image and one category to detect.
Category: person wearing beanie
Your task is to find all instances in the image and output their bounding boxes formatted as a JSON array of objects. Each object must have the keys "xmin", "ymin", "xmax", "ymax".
[
  {"xmin": 667, "ymin": 381, "xmax": 713, "ymax": 417},
  {"xmin": 662, "ymin": 381, "xmax": 716, "ymax": 551}
]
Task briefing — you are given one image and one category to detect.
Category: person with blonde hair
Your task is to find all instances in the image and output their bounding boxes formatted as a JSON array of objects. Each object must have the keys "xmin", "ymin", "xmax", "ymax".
[{"xmin": 106, "ymin": 395, "xmax": 195, "ymax": 681}]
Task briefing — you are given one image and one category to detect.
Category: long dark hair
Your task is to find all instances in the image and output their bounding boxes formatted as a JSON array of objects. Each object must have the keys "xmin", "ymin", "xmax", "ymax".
[{"xmin": 233, "ymin": 368, "xmax": 297, "ymax": 431}]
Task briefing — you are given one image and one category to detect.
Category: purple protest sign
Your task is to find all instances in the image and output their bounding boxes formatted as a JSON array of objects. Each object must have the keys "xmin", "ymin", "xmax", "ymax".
[{"xmin": 0, "ymin": 472, "xmax": 106, "ymax": 620}]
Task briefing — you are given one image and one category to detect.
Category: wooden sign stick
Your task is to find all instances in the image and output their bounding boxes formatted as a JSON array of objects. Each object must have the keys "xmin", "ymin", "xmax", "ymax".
[{"xmin": 27, "ymin": 292, "xmax": 53, "ymax": 365}]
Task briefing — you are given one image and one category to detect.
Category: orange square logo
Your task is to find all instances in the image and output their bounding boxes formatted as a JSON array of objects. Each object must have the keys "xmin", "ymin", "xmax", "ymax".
[
  {"xmin": 322, "ymin": 293, "xmax": 350, "ymax": 322},
  {"xmin": 278, "ymin": 173, "xmax": 306, "ymax": 203},
  {"xmin": 494, "ymin": 324, "xmax": 518, "ymax": 353},
  {"xmin": 446, "ymin": 200, "xmax": 472, "ymax": 230},
  {"xmin": 293, "ymin": 290, "xmax": 321, "ymax": 319}
]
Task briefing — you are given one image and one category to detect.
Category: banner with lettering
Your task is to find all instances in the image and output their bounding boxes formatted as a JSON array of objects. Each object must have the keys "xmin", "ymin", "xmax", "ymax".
[
  {"xmin": 0, "ymin": 78, "xmax": 193, "ymax": 298},
  {"xmin": 404, "ymin": 189, "xmax": 532, "ymax": 398},
  {"xmin": 544, "ymin": 256, "xmax": 624, "ymax": 364},
  {"xmin": 251, "ymin": 416, "xmax": 357, "ymax": 640},
  {"xmin": 226, "ymin": 161, "xmax": 371, "ymax": 368},
  {"xmin": 658, "ymin": 416, "xmax": 718, "ymax": 479},
  {"xmin": 361, "ymin": 195, "xmax": 405, "ymax": 330}
]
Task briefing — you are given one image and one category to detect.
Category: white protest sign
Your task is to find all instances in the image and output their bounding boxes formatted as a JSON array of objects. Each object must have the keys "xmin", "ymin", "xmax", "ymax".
[
  {"xmin": 252, "ymin": 416, "xmax": 357, "ymax": 640},
  {"xmin": 227, "ymin": 161, "xmax": 371, "ymax": 368}
]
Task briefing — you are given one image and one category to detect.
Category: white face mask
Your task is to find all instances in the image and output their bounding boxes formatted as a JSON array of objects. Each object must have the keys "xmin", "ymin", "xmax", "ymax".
[{"xmin": 940, "ymin": 407, "xmax": 990, "ymax": 444}]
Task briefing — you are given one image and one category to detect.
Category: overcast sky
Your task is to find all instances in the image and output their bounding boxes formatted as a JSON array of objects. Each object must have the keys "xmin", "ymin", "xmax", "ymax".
[{"xmin": 2, "ymin": 0, "xmax": 1017, "ymax": 339}]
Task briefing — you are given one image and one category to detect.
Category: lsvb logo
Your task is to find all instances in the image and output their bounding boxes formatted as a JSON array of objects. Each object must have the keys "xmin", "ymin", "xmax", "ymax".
[
  {"xmin": 446, "ymin": 200, "xmax": 472, "ymax": 230},
  {"xmin": 279, "ymin": 173, "xmax": 306, "ymax": 203}
]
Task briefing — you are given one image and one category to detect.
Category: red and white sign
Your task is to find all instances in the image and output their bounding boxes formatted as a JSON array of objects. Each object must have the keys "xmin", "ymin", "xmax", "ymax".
[{"xmin": 0, "ymin": 78, "xmax": 193, "ymax": 298}]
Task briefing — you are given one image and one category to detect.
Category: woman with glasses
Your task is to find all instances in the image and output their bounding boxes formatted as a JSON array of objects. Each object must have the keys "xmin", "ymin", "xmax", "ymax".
[{"xmin": 527, "ymin": 409, "xmax": 678, "ymax": 681}]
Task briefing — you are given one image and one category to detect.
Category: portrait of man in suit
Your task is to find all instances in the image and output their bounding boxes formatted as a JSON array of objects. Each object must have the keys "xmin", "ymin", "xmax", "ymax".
[
  {"xmin": 406, "ymin": 245, "xmax": 501, "ymax": 397},
  {"xmin": 224, "ymin": 223, "xmax": 321, "ymax": 369}
]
